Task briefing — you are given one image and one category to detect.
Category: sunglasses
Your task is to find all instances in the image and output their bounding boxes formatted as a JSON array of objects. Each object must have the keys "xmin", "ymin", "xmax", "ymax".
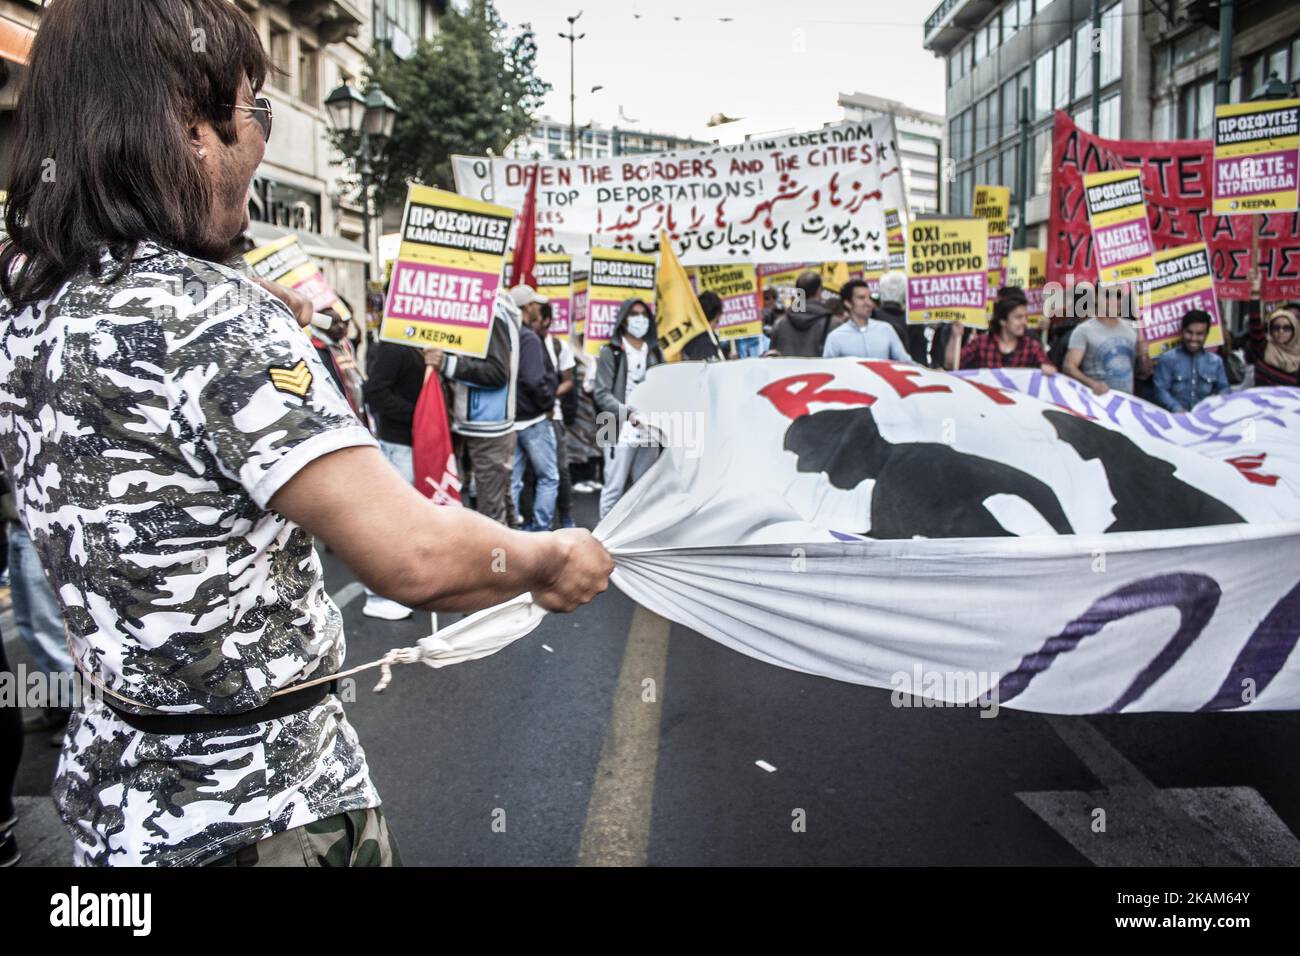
[
  {"xmin": 1270, "ymin": 322, "xmax": 1294, "ymax": 333},
  {"xmin": 225, "ymin": 96, "xmax": 273, "ymax": 142}
]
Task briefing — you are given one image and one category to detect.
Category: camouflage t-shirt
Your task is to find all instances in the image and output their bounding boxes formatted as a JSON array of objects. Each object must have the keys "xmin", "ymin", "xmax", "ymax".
[{"xmin": 0, "ymin": 242, "xmax": 381, "ymax": 866}]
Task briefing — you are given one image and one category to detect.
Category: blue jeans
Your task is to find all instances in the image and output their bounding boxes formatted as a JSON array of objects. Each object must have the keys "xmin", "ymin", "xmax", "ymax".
[
  {"xmin": 512, "ymin": 420, "xmax": 558, "ymax": 530},
  {"xmin": 7, "ymin": 524, "xmax": 71, "ymax": 675},
  {"xmin": 379, "ymin": 439, "xmax": 414, "ymax": 482}
]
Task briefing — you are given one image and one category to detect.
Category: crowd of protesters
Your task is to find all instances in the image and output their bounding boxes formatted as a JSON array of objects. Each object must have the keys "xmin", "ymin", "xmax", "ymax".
[{"xmin": 1, "ymin": 0, "xmax": 1298, "ymax": 872}]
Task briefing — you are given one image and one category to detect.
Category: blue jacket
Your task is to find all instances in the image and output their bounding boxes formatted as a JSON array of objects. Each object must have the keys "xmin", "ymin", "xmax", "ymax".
[{"xmin": 1152, "ymin": 346, "xmax": 1228, "ymax": 412}]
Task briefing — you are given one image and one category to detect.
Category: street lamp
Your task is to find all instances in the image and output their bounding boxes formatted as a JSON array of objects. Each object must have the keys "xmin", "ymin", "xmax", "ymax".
[
  {"xmin": 559, "ymin": 11, "xmax": 585, "ymax": 159},
  {"xmin": 325, "ymin": 81, "xmax": 400, "ymax": 281},
  {"xmin": 1250, "ymin": 70, "xmax": 1298, "ymax": 102}
]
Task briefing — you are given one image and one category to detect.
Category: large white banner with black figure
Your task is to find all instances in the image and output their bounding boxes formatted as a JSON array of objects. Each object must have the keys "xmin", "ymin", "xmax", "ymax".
[
  {"xmin": 594, "ymin": 362, "xmax": 1300, "ymax": 714},
  {"xmin": 403, "ymin": 361, "xmax": 1300, "ymax": 715}
]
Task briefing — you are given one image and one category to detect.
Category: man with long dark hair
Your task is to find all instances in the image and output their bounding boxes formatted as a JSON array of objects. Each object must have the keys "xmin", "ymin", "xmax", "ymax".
[{"xmin": 0, "ymin": 0, "xmax": 611, "ymax": 867}]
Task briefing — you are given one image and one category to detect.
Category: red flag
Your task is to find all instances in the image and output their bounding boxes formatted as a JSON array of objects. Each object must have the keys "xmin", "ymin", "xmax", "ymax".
[
  {"xmin": 412, "ymin": 370, "xmax": 461, "ymax": 505},
  {"xmin": 509, "ymin": 163, "xmax": 539, "ymax": 290}
]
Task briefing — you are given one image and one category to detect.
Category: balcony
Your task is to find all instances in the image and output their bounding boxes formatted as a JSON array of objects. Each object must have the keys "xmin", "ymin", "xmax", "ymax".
[
  {"xmin": 923, "ymin": 0, "xmax": 1002, "ymax": 55},
  {"xmin": 290, "ymin": 0, "xmax": 365, "ymax": 44}
]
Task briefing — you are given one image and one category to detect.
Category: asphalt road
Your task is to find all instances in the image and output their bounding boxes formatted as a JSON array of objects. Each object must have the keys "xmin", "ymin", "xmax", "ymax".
[{"xmin": 8, "ymin": 489, "xmax": 1300, "ymax": 865}]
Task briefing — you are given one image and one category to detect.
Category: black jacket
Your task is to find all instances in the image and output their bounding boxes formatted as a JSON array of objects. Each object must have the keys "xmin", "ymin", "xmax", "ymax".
[
  {"xmin": 363, "ymin": 342, "xmax": 426, "ymax": 446},
  {"xmin": 515, "ymin": 325, "xmax": 558, "ymax": 422},
  {"xmin": 769, "ymin": 301, "xmax": 836, "ymax": 357}
]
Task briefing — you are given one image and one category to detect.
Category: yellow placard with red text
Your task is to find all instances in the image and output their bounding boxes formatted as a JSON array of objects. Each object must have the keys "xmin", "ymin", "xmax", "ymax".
[
  {"xmin": 244, "ymin": 235, "xmax": 351, "ymax": 321},
  {"xmin": 381, "ymin": 184, "xmax": 514, "ymax": 357},
  {"xmin": 1212, "ymin": 99, "xmax": 1300, "ymax": 215},
  {"xmin": 1082, "ymin": 169, "xmax": 1158, "ymax": 284},
  {"xmin": 1003, "ymin": 249, "xmax": 1048, "ymax": 328},
  {"xmin": 698, "ymin": 263, "xmax": 763, "ymax": 340},
  {"xmin": 585, "ymin": 247, "xmax": 657, "ymax": 356}
]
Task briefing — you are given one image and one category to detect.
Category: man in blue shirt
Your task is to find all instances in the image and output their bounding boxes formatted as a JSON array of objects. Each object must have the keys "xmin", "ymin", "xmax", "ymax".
[
  {"xmin": 823, "ymin": 278, "xmax": 913, "ymax": 361},
  {"xmin": 1153, "ymin": 309, "xmax": 1230, "ymax": 413}
]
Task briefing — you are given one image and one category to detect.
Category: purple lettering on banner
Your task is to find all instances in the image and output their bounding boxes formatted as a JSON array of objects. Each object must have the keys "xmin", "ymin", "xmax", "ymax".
[
  {"xmin": 1043, "ymin": 374, "xmax": 1081, "ymax": 416},
  {"xmin": 990, "ymin": 368, "xmax": 1018, "ymax": 392},
  {"xmin": 1130, "ymin": 402, "xmax": 1172, "ymax": 440},
  {"xmin": 996, "ymin": 573, "xmax": 1220, "ymax": 711},
  {"xmin": 1101, "ymin": 393, "xmax": 1126, "ymax": 426},
  {"xmin": 1200, "ymin": 579, "xmax": 1300, "ymax": 711},
  {"xmin": 1170, "ymin": 411, "xmax": 1213, "ymax": 438}
]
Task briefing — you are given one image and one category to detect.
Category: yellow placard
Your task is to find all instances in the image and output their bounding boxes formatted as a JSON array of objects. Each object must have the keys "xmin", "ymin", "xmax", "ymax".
[
  {"xmin": 698, "ymin": 263, "xmax": 762, "ymax": 340},
  {"xmin": 585, "ymin": 247, "xmax": 657, "ymax": 356},
  {"xmin": 535, "ymin": 254, "xmax": 573, "ymax": 335},
  {"xmin": 573, "ymin": 276, "xmax": 588, "ymax": 337},
  {"xmin": 1212, "ymin": 99, "xmax": 1300, "ymax": 215},
  {"xmin": 973, "ymin": 185, "xmax": 1011, "ymax": 298},
  {"xmin": 1135, "ymin": 242, "xmax": 1224, "ymax": 357},
  {"xmin": 244, "ymin": 234, "xmax": 350, "ymax": 320},
  {"xmin": 905, "ymin": 217, "xmax": 989, "ymax": 327},
  {"xmin": 885, "ymin": 209, "xmax": 906, "ymax": 271},
  {"xmin": 1004, "ymin": 248, "xmax": 1048, "ymax": 327},
  {"xmin": 1083, "ymin": 169, "xmax": 1158, "ymax": 284},
  {"xmin": 380, "ymin": 185, "xmax": 515, "ymax": 357}
]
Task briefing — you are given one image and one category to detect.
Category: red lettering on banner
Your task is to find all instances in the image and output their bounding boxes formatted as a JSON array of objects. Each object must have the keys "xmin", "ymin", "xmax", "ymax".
[
  {"xmin": 1226, "ymin": 454, "xmax": 1280, "ymax": 487},
  {"xmin": 863, "ymin": 361, "xmax": 951, "ymax": 398},
  {"xmin": 962, "ymin": 379, "xmax": 1017, "ymax": 405},
  {"xmin": 758, "ymin": 374, "xmax": 877, "ymax": 420}
]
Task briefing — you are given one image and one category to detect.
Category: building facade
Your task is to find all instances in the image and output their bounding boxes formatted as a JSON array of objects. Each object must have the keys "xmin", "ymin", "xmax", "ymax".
[
  {"xmin": 237, "ymin": 0, "xmax": 443, "ymax": 319},
  {"xmin": 506, "ymin": 115, "xmax": 709, "ymax": 161},
  {"xmin": 0, "ymin": 1, "xmax": 448, "ymax": 316},
  {"xmin": 838, "ymin": 92, "xmax": 945, "ymax": 216},
  {"xmin": 925, "ymin": 0, "xmax": 1300, "ymax": 248}
]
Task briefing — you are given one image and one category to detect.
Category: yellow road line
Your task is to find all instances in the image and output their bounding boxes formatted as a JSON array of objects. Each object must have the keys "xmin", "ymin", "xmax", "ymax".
[{"xmin": 576, "ymin": 604, "xmax": 672, "ymax": 867}]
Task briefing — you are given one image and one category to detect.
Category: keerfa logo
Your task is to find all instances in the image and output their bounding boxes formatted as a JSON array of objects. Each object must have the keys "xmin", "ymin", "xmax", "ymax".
[{"xmin": 49, "ymin": 886, "xmax": 151, "ymax": 936}]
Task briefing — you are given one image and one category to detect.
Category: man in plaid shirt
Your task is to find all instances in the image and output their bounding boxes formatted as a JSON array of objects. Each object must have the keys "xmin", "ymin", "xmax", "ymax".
[{"xmin": 945, "ymin": 290, "xmax": 1058, "ymax": 373}]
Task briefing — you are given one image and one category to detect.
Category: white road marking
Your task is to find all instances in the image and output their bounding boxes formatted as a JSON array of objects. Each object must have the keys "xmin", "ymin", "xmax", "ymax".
[{"xmin": 1016, "ymin": 716, "xmax": 1300, "ymax": 865}]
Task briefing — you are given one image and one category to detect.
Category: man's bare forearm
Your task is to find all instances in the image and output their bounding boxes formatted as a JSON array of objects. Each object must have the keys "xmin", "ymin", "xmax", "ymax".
[
  {"xmin": 273, "ymin": 446, "xmax": 566, "ymax": 613},
  {"xmin": 392, "ymin": 505, "xmax": 562, "ymax": 612}
]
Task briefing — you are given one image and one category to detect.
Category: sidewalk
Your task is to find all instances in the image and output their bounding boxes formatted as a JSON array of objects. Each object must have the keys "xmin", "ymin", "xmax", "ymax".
[{"xmin": 10, "ymin": 796, "xmax": 72, "ymax": 866}]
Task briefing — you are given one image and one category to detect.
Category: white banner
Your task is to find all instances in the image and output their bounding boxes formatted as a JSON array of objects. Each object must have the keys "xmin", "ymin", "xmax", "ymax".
[
  {"xmin": 452, "ymin": 119, "xmax": 908, "ymax": 268},
  {"xmin": 397, "ymin": 362, "xmax": 1300, "ymax": 714},
  {"xmin": 594, "ymin": 363, "xmax": 1300, "ymax": 713}
]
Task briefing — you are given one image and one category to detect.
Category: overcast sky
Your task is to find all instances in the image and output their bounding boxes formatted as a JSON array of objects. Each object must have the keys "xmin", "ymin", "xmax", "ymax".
[{"xmin": 489, "ymin": 0, "xmax": 947, "ymax": 145}]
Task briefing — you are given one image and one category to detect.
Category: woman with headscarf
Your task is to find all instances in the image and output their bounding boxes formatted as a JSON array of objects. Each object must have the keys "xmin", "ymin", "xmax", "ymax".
[{"xmin": 1247, "ymin": 305, "xmax": 1300, "ymax": 388}]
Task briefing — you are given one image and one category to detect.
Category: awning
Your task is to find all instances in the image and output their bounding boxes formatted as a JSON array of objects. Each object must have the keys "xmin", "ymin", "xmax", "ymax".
[
  {"xmin": 0, "ymin": 18, "xmax": 35, "ymax": 66},
  {"xmin": 245, "ymin": 221, "xmax": 371, "ymax": 264}
]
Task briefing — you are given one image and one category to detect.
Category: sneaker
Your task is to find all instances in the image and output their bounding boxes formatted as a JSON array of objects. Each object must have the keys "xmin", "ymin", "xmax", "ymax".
[
  {"xmin": 362, "ymin": 595, "xmax": 412, "ymax": 621},
  {"xmin": 572, "ymin": 481, "xmax": 594, "ymax": 494}
]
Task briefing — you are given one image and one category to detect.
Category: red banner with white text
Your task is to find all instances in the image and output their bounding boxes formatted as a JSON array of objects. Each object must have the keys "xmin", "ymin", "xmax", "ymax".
[{"xmin": 1048, "ymin": 111, "xmax": 1300, "ymax": 302}]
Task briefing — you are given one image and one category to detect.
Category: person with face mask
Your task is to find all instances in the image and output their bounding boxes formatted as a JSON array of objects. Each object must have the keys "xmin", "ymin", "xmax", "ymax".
[
  {"xmin": 593, "ymin": 299, "xmax": 664, "ymax": 518},
  {"xmin": 0, "ymin": 0, "xmax": 612, "ymax": 868}
]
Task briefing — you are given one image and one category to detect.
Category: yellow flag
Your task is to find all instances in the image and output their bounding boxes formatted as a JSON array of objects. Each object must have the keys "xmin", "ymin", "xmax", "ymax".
[
  {"xmin": 654, "ymin": 231, "xmax": 713, "ymax": 362},
  {"xmin": 819, "ymin": 261, "xmax": 851, "ymax": 294}
]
